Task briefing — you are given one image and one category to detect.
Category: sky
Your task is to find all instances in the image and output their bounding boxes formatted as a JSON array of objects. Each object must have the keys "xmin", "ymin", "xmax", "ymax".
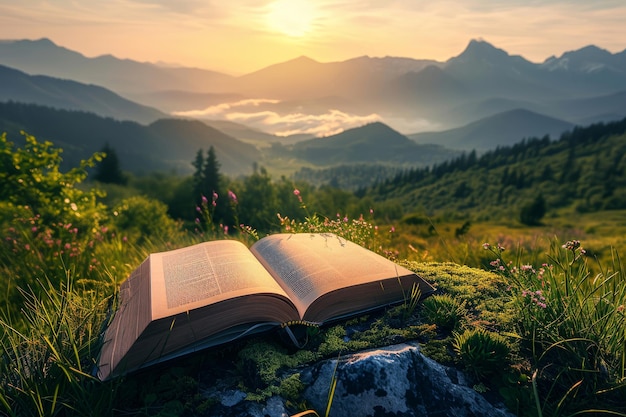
[{"xmin": 1, "ymin": 0, "xmax": 626, "ymax": 75}]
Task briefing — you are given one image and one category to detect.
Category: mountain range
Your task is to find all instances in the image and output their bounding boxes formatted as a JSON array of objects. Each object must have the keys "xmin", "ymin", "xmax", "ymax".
[
  {"xmin": 1, "ymin": 37, "xmax": 625, "ymax": 176},
  {"xmin": 1, "ymin": 38, "xmax": 625, "ymax": 130}
]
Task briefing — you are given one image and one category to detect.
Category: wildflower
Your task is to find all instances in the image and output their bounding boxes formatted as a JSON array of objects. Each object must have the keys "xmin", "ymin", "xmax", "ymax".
[
  {"xmin": 196, "ymin": 206, "xmax": 202, "ymax": 212},
  {"xmin": 223, "ymin": 225, "xmax": 229, "ymax": 234},
  {"xmin": 195, "ymin": 218, "xmax": 200, "ymax": 224},
  {"xmin": 228, "ymin": 190, "xmax": 237, "ymax": 204},
  {"xmin": 369, "ymin": 208, "xmax": 374, "ymax": 215},
  {"xmin": 482, "ymin": 243, "xmax": 490, "ymax": 250},
  {"xmin": 31, "ymin": 226, "xmax": 37, "ymax": 233},
  {"xmin": 293, "ymin": 189, "xmax": 300, "ymax": 196},
  {"xmin": 390, "ymin": 226, "xmax": 395, "ymax": 233},
  {"xmin": 497, "ymin": 243, "xmax": 505, "ymax": 251},
  {"xmin": 562, "ymin": 240, "xmax": 581, "ymax": 251},
  {"xmin": 24, "ymin": 244, "xmax": 30, "ymax": 251},
  {"xmin": 201, "ymin": 195, "xmax": 208, "ymax": 204},
  {"xmin": 616, "ymin": 305, "xmax": 624, "ymax": 313}
]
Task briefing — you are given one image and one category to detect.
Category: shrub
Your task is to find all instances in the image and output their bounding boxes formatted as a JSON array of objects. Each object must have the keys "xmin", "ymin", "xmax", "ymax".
[
  {"xmin": 452, "ymin": 327, "xmax": 511, "ymax": 379},
  {"xmin": 421, "ymin": 294, "xmax": 468, "ymax": 331}
]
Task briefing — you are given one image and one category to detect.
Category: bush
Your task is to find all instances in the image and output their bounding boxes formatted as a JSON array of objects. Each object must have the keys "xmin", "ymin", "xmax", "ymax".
[
  {"xmin": 453, "ymin": 327, "xmax": 511, "ymax": 379},
  {"xmin": 421, "ymin": 294, "xmax": 468, "ymax": 331}
]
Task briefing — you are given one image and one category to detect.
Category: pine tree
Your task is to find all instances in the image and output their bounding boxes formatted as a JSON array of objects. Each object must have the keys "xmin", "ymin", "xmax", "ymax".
[
  {"xmin": 94, "ymin": 143, "xmax": 127, "ymax": 185},
  {"xmin": 191, "ymin": 146, "xmax": 225, "ymax": 226},
  {"xmin": 202, "ymin": 147, "xmax": 221, "ymax": 202}
]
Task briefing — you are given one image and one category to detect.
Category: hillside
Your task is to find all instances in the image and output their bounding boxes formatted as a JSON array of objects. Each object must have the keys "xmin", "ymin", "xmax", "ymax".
[
  {"xmin": 0, "ymin": 102, "xmax": 259, "ymax": 175},
  {"xmin": 0, "ymin": 64, "xmax": 166, "ymax": 124},
  {"xmin": 0, "ymin": 38, "xmax": 233, "ymax": 96},
  {"xmin": 370, "ymin": 117, "xmax": 626, "ymax": 220},
  {"xmin": 290, "ymin": 122, "xmax": 459, "ymax": 165},
  {"xmin": 409, "ymin": 109, "xmax": 575, "ymax": 151}
]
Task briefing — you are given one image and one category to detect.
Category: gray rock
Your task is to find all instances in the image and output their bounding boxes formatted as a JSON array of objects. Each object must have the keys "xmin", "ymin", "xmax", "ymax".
[
  {"xmin": 204, "ymin": 342, "xmax": 514, "ymax": 417},
  {"xmin": 300, "ymin": 343, "xmax": 514, "ymax": 417}
]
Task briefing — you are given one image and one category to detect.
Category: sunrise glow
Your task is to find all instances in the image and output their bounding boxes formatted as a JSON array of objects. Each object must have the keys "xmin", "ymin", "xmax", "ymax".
[{"xmin": 266, "ymin": 0, "xmax": 317, "ymax": 38}]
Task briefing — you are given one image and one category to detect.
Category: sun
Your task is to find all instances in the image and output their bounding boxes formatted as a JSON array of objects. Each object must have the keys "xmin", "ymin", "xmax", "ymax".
[{"xmin": 266, "ymin": 0, "xmax": 316, "ymax": 38}]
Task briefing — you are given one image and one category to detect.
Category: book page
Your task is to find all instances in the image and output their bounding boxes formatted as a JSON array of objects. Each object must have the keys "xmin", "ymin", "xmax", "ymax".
[
  {"xmin": 250, "ymin": 233, "xmax": 426, "ymax": 321},
  {"xmin": 149, "ymin": 239, "xmax": 292, "ymax": 319}
]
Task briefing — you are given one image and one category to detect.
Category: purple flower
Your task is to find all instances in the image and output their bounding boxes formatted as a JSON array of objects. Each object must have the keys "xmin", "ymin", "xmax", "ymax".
[
  {"xmin": 201, "ymin": 195, "xmax": 208, "ymax": 204},
  {"xmin": 228, "ymin": 190, "xmax": 238, "ymax": 204}
]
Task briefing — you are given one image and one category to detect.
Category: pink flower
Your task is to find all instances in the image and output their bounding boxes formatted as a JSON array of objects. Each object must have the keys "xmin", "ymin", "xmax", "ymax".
[
  {"xmin": 293, "ymin": 188, "xmax": 302, "ymax": 202},
  {"xmin": 228, "ymin": 190, "xmax": 237, "ymax": 204}
]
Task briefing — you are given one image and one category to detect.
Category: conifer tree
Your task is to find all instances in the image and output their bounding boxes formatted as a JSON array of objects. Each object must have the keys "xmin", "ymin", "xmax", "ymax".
[{"xmin": 94, "ymin": 143, "xmax": 127, "ymax": 185}]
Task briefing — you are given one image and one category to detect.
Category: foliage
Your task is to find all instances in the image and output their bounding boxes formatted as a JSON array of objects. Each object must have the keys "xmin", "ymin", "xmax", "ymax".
[
  {"xmin": 483, "ymin": 239, "xmax": 626, "ymax": 415},
  {"xmin": 93, "ymin": 143, "xmax": 127, "ymax": 185},
  {"xmin": 452, "ymin": 327, "xmax": 511, "ymax": 379},
  {"xmin": 2, "ymin": 128, "xmax": 626, "ymax": 416},
  {"xmin": 0, "ymin": 277, "xmax": 117, "ymax": 417},
  {"xmin": 277, "ymin": 188, "xmax": 396, "ymax": 257},
  {"xmin": 192, "ymin": 146, "xmax": 225, "ymax": 227},
  {"xmin": 0, "ymin": 131, "xmax": 105, "ymax": 229},
  {"xmin": 0, "ymin": 132, "xmax": 113, "ymax": 310},
  {"xmin": 111, "ymin": 195, "xmax": 184, "ymax": 245},
  {"xmin": 369, "ymin": 118, "xmax": 626, "ymax": 221},
  {"xmin": 421, "ymin": 294, "xmax": 468, "ymax": 331}
]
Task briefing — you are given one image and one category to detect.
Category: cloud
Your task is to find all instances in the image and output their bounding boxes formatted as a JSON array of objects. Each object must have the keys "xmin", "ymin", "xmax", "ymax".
[
  {"xmin": 227, "ymin": 108, "xmax": 382, "ymax": 137},
  {"xmin": 174, "ymin": 98, "xmax": 382, "ymax": 136},
  {"xmin": 173, "ymin": 99, "xmax": 281, "ymax": 117}
]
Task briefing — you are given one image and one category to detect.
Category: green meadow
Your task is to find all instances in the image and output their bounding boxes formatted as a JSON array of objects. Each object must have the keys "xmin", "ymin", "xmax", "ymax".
[{"xmin": 1, "ymin": 127, "xmax": 625, "ymax": 416}]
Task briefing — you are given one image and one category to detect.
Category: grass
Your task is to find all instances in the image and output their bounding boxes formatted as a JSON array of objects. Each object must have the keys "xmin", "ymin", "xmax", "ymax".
[{"xmin": 2, "ymin": 133, "xmax": 626, "ymax": 416}]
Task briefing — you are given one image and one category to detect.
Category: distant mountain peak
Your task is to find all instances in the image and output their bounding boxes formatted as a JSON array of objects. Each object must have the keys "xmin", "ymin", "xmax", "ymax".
[
  {"xmin": 542, "ymin": 44, "xmax": 620, "ymax": 73},
  {"xmin": 454, "ymin": 39, "xmax": 510, "ymax": 62}
]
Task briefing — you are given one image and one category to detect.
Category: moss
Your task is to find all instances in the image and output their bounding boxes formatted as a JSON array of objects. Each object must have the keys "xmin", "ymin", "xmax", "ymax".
[
  {"xmin": 420, "ymin": 337, "xmax": 456, "ymax": 366},
  {"xmin": 279, "ymin": 373, "xmax": 305, "ymax": 402},
  {"xmin": 402, "ymin": 261, "xmax": 515, "ymax": 329}
]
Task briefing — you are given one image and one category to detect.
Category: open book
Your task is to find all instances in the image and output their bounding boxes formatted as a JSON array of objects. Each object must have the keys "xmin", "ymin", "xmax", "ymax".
[{"xmin": 96, "ymin": 233, "xmax": 434, "ymax": 380}]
